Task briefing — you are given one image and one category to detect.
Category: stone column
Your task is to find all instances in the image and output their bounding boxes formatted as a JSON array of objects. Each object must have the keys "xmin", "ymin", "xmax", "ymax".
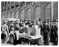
[
  {"xmin": 18, "ymin": 9, "xmax": 21, "ymax": 19},
  {"xmin": 51, "ymin": 2, "xmax": 53, "ymax": 21},
  {"xmin": 24, "ymin": 2, "xmax": 28, "ymax": 20},
  {"xmin": 40, "ymin": 6, "xmax": 45, "ymax": 23},
  {"xmin": 31, "ymin": 3, "xmax": 35, "ymax": 21}
]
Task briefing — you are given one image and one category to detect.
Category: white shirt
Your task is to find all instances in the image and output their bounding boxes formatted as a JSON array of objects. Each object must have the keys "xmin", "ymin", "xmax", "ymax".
[
  {"xmin": 15, "ymin": 30, "xmax": 20, "ymax": 40},
  {"xmin": 31, "ymin": 25, "xmax": 42, "ymax": 39},
  {"xmin": 10, "ymin": 31, "xmax": 14, "ymax": 35}
]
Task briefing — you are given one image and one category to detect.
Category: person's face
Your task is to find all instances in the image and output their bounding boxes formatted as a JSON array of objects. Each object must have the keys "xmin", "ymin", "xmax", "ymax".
[
  {"xmin": 16, "ymin": 23, "xmax": 19, "ymax": 26},
  {"xmin": 12, "ymin": 27, "xmax": 14, "ymax": 31},
  {"xmin": 45, "ymin": 22, "xmax": 48, "ymax": 25},
  {"xmin": 38, "ymin": 21, "xmax": 40, "ymax": 24},
  {"xmin": 34, "ymin": 21, "xmax": 36, "ymax": 25}
]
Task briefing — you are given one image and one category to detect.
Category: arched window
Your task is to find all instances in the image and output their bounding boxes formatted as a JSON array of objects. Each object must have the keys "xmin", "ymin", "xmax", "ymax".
[
  {"xmin": 45, "ymin": 4, "xmax": 51, "ymax": 19},
  {"xmin": 2, "ymin": 13, "xmax": 4, "ymax": 18},
  {"xmin": 21, "ymin": 10, "xmax": 24, "ymax": 20},
  {"xmin": 8, "ymin": 13, "xmax": 10, "ymax": 18},
  {"xmin": 16, "ymin": 11, "xmax": 19, "ymax": 19},
  {"xmin": 5, "ymin": 13, "xmax": 7, "ymax": 18},
  {"xmin": 27, "ymin": 8, "xmax": 31, "ymax": 20},
  {"xmin": 35, "ymin": 6, "xmax": 41, "ymax": 20},
  {"xmin": 11, "ymin": 12, "xmax": 14, "ymax": 18}
]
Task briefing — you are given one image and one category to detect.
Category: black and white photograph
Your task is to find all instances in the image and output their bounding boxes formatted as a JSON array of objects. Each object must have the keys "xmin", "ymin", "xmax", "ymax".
[{"xmin": 1, "ymin": 1, "xmax": 58, "ymax": 45}]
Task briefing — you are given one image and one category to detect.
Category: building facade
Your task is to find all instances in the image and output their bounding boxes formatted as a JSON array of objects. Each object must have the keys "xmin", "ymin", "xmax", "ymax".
[{"xmin": 1, "ymin": 2, "xmax": 58, "ymax": 22}]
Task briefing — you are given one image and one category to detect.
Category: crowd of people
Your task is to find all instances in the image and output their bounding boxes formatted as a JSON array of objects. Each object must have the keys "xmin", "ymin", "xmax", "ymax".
[{"xmin": 1, "ymin": 18, "xmax": 58, "ymax": 45}]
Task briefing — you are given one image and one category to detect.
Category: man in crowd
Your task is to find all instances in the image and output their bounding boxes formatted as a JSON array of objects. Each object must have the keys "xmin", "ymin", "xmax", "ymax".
[
  {"xmin": 50, "ymin": 25, "xmax": 58, "ymax": 45},
  {"xmin": 1, "ymin": 20, "xmax": 9, "ymax": 43},
  {"xmin": 30, "ymin": 20, "xmax": 43, "ymax": 45},
  {"xmin": 43, "ymin": 21, "xmax": 49, "ymax": 45}
]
